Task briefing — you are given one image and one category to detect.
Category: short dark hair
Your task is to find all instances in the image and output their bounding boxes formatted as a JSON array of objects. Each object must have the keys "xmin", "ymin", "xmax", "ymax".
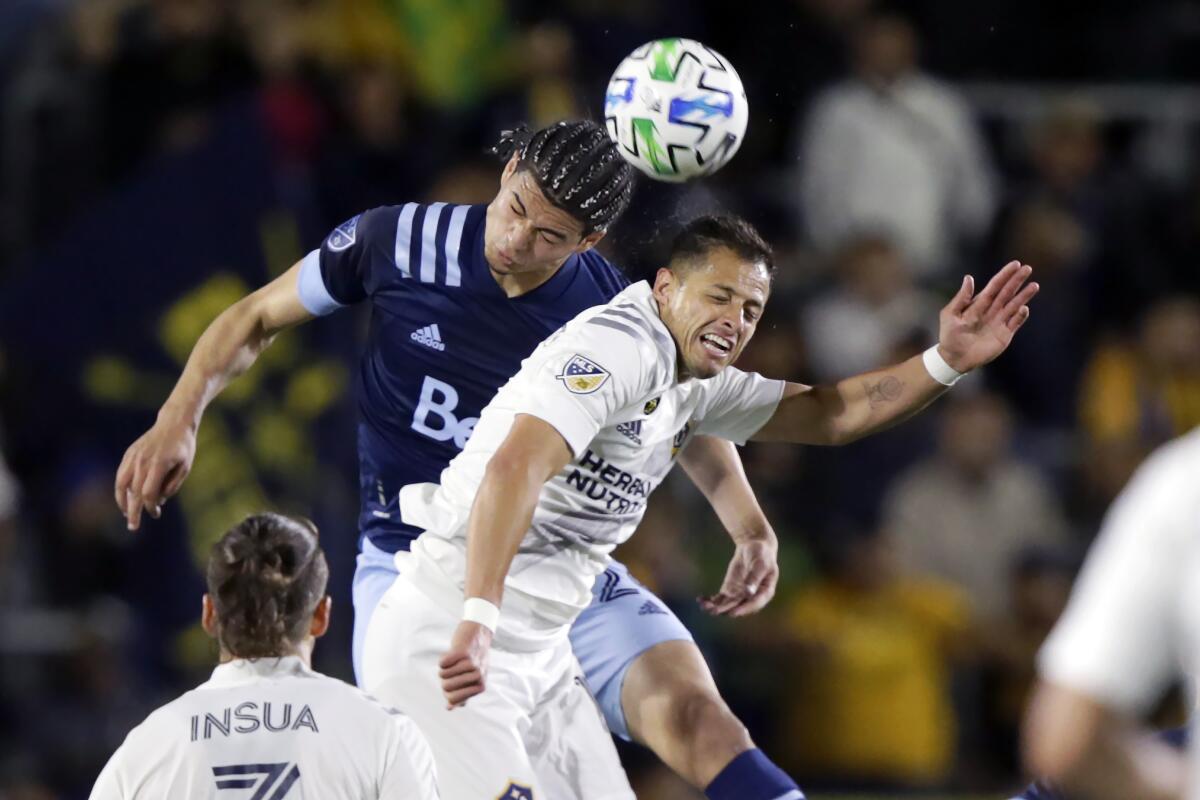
[
  {"xmin": 667, "ymin": 214, "xmax": 775, "ymax": 279},
  {"xmin": 493, "ymin": 120, "xmax": 636, "ymax": 234},
  {"xmin": 206, "ymin": 513, "xmax": 329, "ymax": 659}
]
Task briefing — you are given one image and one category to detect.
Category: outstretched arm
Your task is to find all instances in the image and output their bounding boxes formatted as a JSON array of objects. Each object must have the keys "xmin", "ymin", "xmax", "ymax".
[
  {"xmin": 114, "ymin": 261, "xmax": 314, "ymax": 529},
  {"xmin": 678, "ymin": 435, "xmax": 779, "ymax": 617},
  {"xmin": 755, "ymin": 261, "xmax": 1037, "ymax": 445},
  {"xmin": 439, "ymin": 414, "xmax": 572, "ymax": 708}
]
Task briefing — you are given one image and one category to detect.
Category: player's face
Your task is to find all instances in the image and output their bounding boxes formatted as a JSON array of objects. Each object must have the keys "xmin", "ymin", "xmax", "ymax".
[
  {"xmin": 484, "ymin": 157, "xmax": 604, "ymax": 277},
  {"xmin": 653, "ymin": 248, "xmax": 770, "ymax": 379}
]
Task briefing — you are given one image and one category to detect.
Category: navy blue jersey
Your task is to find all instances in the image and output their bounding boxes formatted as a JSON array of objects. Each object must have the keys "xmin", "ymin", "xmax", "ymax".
[{"xmin": 297, "ymin": 202, "xmax": 629, "ymax": 552}]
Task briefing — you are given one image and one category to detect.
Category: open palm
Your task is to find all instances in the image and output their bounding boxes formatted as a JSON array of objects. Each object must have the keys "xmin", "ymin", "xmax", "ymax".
[{"xmin": 937, "ymin": 261, "xmax": 1039, "ymax": 373}]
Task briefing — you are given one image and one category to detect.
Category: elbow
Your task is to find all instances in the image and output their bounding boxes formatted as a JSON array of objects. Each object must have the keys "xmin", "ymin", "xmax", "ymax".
[
  {"xmin": 482, "ymin": 448, "xmax": 550, "ymax": 491},
  {"xmin": 1020, "ymin": 683, "xmax": 1094, "ymax": 789}
]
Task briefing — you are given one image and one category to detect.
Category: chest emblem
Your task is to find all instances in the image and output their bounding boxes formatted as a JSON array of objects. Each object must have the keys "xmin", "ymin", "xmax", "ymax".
[
  {"xmin": 643, "ymin": 397, "xmax": 660, "ymax": 415},
  {"xmin": 410, "ymin": 323, "xmax": 446, "ymax": 351},
  {"xmin": 671, "ymin": 421, "xmax": 693, "ymax": 457},
  {"xmin": 616, "ymin": 420, "xmax": 643, "ymax": 445}
]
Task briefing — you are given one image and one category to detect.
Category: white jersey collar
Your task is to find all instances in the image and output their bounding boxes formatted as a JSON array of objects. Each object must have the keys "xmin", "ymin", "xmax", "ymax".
[{"xmin": 207, "ymin": 656, "xmax": 315, "ymax": 687}]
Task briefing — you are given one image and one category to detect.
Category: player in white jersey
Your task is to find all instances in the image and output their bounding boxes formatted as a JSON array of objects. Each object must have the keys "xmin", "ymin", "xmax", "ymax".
[
  {"xmin": 362, "ymin": 215, "xmax": 1039, "ymax": 799},
  {"xmin": 91, "ymin": 513, "xmax": 438, "ymax": 800},
  {"xmin": 1023, "ymin": 427, "xmax": 1200, "ymax": 800}
]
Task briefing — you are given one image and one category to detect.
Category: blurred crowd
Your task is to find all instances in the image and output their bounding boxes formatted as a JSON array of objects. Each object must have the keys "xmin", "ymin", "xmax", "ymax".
[{"xmin": 2, "ymin": 0, "xmax": 1200, "ymax": 797}]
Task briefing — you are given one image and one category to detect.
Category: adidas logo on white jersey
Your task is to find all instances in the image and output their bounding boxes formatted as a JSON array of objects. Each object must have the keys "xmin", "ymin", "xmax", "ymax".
[{"xmin": 410, "ymin": 324, "xmax": 445, "ymax": 351}]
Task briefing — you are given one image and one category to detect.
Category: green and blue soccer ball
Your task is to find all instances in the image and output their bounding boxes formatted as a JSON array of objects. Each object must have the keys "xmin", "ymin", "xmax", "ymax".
[{"xmin": 605, "ymin": 38, "xmax": 748, "ymax": 182}]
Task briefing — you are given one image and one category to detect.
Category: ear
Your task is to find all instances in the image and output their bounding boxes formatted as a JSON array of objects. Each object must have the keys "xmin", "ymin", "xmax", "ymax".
[
  {"xmin": 501, "ymin": 153, "xmax": 519, "ymax": 184},
  {"xmin": 575, "ymin": 229, "xmax": 605, "ymax": 254},
  {"xmin": 201, "ymin": 594, "xmax": 218, "ymax": 639},
  {"xmin": 652, "ymin": 266, "xmax": 677, "ymax": 305},
  {"xmin": 310, "ymin": 596, "xmax": 332, "ymax": 639}
]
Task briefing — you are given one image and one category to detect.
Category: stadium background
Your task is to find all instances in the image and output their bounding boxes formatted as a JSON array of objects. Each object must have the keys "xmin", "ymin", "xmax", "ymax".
[{"xmin": 1, "ymin": 0, "xmax": 1199, "ymax": 797}]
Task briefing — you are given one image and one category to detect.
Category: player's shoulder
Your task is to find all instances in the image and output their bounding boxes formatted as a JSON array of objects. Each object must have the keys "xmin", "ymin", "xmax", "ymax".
[
  {"xmin": 1117, "ymin": 427, "xmax": 1200, "ymax": 514},
  {"xmin": 574, "ymin": 249, "xmax": 631, "ymax": 301},
  {"xmin": 569, "ymin": 282, "xmax": 675, "ymax": 369}
]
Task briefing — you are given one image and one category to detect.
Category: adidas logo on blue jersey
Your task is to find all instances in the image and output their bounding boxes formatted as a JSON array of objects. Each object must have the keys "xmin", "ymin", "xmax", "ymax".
[
  {"xmin": 638, "ymin": 601, "xmax": 667, "ymax": 616},
  {"xmin": 410, "ymin": 324, "xmax": 445, "ymax": 351}
]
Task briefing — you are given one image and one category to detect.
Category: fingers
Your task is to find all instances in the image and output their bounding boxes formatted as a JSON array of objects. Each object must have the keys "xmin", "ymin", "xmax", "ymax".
[
  {"xmin": 125, "ymin": 488, "xmax": 144, "ymax": 531},
  {"xmin": 1001, "ymin": 280, "xmax": 1040, "ymax": 321},
  {"xmin": 987, "ymin": 264, "xmax": 1033, "ymax": 319},
  {"xmin": 114, "ymin": 447, "xmax": 135, "ymax": 511},
  {"xmin": 140, "ymin": 463, "xmax": 168, "ymax": 520},
  {"xmin": 1007, "ymin": 305, "xmax": 1031, "ymax": 333},
  {"xmin": 971, "ymin": 261, "xmax": 1021, "ymax": 316},
  {"xmin": 728, "ymin": 570, "xmax": 780, "ymax": 617},
  {"xmin": 947, "ymin": 274, "xmax": 975, "ymax": 315},
  {"xmin": 439, "ymin": 653, "xmax": 486, "ymax": 708}
]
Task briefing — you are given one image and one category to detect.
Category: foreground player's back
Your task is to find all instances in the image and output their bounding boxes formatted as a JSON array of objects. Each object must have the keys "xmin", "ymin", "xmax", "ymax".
[{"xmin": 90, "ymin": 657, "xmax": 437, "ymax": 800}]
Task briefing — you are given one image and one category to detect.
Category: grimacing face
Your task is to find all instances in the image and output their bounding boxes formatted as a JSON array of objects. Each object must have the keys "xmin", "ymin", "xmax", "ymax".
[
  {"xmin": 483, "ymin": 155, "xmax": 604, "ymax": 278},
  {"xmin": 653, "ymin": 247, "xmax": 770, "ymax": 380}
]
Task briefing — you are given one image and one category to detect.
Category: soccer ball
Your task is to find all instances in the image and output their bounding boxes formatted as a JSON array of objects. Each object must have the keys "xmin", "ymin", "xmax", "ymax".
[{"xmin": 604, "ymin": 38, "xmax": 748, "ymax": 182}]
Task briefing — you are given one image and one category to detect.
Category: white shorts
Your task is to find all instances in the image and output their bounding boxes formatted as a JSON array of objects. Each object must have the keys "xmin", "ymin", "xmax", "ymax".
[{"xmin": 362, "ymin": 566, "xmax": 635, "ymax": 800}]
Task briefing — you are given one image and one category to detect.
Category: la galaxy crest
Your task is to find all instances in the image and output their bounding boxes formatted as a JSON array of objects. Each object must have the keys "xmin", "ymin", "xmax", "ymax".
[
  {"xmin": 643, "ymin": 397, "xmax": 660, "ymax": 415},
  {"xmin": 671, "ymin": 421, "xmax": 693, "ymax": 457},
  {"xmin": 557, "ymin": 354, "xmax": 609, "ymax": 394},
  {"xmin": 496, "ymin": 783, "xmax": 533, "ymax": 800},
  {"xmin": 326, "ymin": 214, "xmax": 361, "ymax": 252}
]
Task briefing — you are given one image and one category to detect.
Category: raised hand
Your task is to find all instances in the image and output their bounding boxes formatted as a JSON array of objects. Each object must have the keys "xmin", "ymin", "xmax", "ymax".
[
  {"xmin": 114, "ymin": 415, "xmax": 197, "ymax": 531},
  {"xmin": 439, "ymin": 621, "xmax": 494, "ymax": 709},
  {"xmin": 937, "ymin": 261, "xmax": 1039, "ymax": 374},
  {"xmin": 699, "ymin": 535, "xmax": 780, "ymax": 618}
]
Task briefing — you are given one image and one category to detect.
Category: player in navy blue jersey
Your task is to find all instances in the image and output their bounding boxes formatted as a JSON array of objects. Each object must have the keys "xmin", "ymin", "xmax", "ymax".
[{"xmin": 116, "ymin": 120, "xmax": 802, "ymax": 799}]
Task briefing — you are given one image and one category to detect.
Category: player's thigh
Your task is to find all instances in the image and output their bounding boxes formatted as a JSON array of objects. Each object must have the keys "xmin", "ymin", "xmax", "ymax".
[
  {"xmin": 568, "ymin": 559, "xmax": 694, "ymax": 740},
  {"xmin": 365, "ymin": 578, "xmax": 541, "ymax": 800},
  {"xmin": 527, "ymin": 647, "xmax": 635, "ymax": 800},
  {"xmin": 351, "ymin": 539, "xmax": 400, "ymax": 687}
]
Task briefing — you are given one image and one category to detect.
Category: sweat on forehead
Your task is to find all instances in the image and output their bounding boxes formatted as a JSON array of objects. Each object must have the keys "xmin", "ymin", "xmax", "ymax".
[{"xmin": 666, "ymin": 214, "xmax": 776, "ymax": 281}]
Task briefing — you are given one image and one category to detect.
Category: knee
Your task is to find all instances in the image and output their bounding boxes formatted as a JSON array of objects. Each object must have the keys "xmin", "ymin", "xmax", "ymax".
[{"xmin": 663, "ymin": 684, "xmax": 752, "ymax": 751}]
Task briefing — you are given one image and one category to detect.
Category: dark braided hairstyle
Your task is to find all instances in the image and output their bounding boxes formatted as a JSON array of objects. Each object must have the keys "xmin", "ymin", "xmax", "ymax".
[
  {"xmin": 206, "ymin": 513, "xmax": 329, "ymax": 659},
  {"xmin": 493, "ymin": 120, "xmax": 635, "ymax": 235}
]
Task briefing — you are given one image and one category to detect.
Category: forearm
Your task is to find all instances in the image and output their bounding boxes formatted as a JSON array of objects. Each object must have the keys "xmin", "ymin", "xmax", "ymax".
[
  {"xmin": 680, "ymin": 436, "xmax": 774, "ymax": 544},
  {"xmin": 159, "ymin": 300, "xmax": 278, "ymax": 429},
  {"xmin": 159, "ymin": 263, "xmax": 309, "ymax": 430},
  {"xmin": 823, "ymin": 353, "xmax": 948, "ymax": 444},
  {"xmin": 462, "ymin": 459, "xmax": 548, "ymax": 605}
]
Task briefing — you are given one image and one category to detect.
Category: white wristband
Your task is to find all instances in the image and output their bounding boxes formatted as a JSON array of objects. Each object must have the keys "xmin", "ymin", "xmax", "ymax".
[
  {"xmin": 462, "ymin": 597, "xmax": 500, "ymax": 633},
  {"xmin": 923, "ymin": 345, "xmax": 965, "ymax": 386}
]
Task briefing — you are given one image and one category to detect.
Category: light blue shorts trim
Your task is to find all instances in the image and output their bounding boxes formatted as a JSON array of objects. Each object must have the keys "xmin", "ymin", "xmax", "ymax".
[{"xmin": 351, "ymin": 541, "xmax": 693, "ymax": 740}]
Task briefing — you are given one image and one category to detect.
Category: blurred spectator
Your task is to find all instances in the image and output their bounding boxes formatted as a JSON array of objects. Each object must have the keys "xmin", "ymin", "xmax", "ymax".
[
  {"xmin": 316, "ymin": 59, "xmax": 435, "ymax": 224},
  {"xmin": 1080, "ymin": 297, "xmax": 1200, "ymax": 449},
  {"xmin": 984, "ymin": 199, "xmax": 1090, "ymax": 434},
  {"xmin": 100, "ymin": 0, "xmax": 257, "ymax": 181},
  {"xmin": 796, "ymin": 12, "xmax": 996, "ymax": 279},
  {"xmin": 979, "ymin": 547, "xmax": 1078, "ymax": 774},
  {"xmin": 1007, "ymin": 98, "xmax": 1166, "ymax": 327},
  {"xmin": 801, "ymin": 234, "xmax": 940, "ymax": 381},
  {"xmin": 776, "ymin": 522, "xmax": 970, "ymax": 788},
  {"xmin": 882, "ymin": 392, "xmax": 1070, "ymax": 622}
]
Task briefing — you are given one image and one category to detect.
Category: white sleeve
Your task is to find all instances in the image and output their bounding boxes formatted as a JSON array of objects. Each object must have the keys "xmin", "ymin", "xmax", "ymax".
[
  {"xmin": 88, "ymin": 745, "xmax": 128, "ymax": 800},
  {"xmin": 378, "ymin": 717, "xmax": 440, "ymax": 799},
  {"xmin": 511, "ymin": 322, "xmax": 651, "ymax": 457},
  {"xmin": 693, "ymin": 367, "xmax": 787, "ymax": 444},
  {"xmin": 1037, "ymin": 443, "xmax": 1192, "ymax": 713}
]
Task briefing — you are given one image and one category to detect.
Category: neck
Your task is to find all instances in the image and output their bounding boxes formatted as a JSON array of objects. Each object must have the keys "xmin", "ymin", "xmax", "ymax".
[
  {"xmin": 489, "ymin": 262, "xmax": 563, "ymax": 298},
  {"xmin": 652, "ymin": 297, "xmax": 690, "ymax": 381},
  {"xmin": 218, "ymin": 639, "xmax": 314, "ymax": 667}
]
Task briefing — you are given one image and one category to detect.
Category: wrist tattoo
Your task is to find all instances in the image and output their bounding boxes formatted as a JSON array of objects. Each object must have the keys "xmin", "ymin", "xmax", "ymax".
[{"xmin": 864, "ymin": 376, "xmax": 905, "ymax": 408}]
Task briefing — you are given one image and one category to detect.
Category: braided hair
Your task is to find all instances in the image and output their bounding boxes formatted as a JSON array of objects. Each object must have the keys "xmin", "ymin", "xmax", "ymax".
[
  {"xmin": 493, "ymin": 120, "xmax": 635, "ymax": 235},
  {"xmin": 206, "ymin": 513, "xmax": 329, "ymax": 659}
]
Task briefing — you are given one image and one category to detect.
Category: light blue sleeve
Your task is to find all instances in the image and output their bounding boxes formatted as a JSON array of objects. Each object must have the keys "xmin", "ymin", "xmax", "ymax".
[{"xmin": 296, "ymin": 249, "xmax": 346, "ymax": 316}]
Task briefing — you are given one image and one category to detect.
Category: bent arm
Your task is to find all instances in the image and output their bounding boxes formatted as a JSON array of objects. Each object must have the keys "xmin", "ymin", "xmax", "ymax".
[
  {"xmin": 463, "ymin": 414, "xmax": 573, "ymax": 605},
  {"xmin": 678, "ymin": 434, "xmax": 772, "ymax": 543},
  {"xmin": 754, "ymin": 353, "xmax": 946, "ymax": 446},
  {"xmin": 160, "ymin": 260, "xmax": 314, "ymax": 430},
  {"xmin": 1022, "ymin": 681, "xmax": 1185, "ymax": 800}
]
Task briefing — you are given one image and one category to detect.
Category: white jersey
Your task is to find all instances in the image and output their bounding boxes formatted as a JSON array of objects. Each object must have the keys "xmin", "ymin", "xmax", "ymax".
[
  {"xmin": 1038, "ymin": 427, "xmax": 1200, "ymax": 795},
  {"xmin": 401, "ymin": 281, "xmax": 785, "ymax": 633},
  {"xmin": 90, "ymin": 656, "xmax": 438, "ymax": 800}
]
